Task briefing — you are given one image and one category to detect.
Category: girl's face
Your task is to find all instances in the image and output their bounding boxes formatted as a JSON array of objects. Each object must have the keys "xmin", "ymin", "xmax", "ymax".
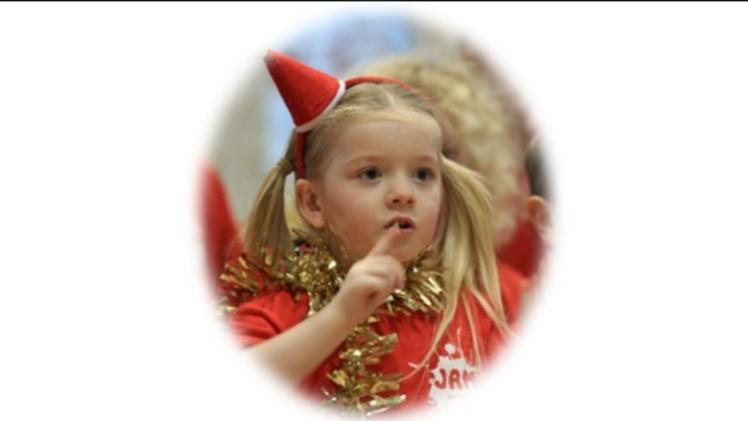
[{"xmin": 297, "ymin": 110, "xmax": 444, "ymax": 265}]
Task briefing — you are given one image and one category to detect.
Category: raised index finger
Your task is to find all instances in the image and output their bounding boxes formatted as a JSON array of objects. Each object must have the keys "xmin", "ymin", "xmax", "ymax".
[{"xmin": 367, "ymin": 224, "xmax": 407, "ymax": 258}]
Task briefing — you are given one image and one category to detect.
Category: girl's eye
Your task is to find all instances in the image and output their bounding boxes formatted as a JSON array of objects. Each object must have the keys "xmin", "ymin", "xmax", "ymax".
[
  {"xmin": 415, "ymin": 168, "xmax": 434, "ymax": 182},
  {"xmin": 359, "ymin": 168, "xmax": 381, "ymax": 181}
]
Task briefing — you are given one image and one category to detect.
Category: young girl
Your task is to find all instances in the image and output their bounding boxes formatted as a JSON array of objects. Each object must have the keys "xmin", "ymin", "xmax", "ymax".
[{"xmin": 220, "ymin": 50, "xmax": 510, "ymax": 416}]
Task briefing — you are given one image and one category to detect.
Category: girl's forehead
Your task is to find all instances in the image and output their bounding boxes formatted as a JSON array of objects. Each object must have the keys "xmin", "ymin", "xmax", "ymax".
[{"xmin": 332, "ymin": 110, "xmax": 443, "ymax": 153}]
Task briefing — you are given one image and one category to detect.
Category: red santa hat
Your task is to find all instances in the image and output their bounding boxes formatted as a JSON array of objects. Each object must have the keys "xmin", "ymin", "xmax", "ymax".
[
  {"xmin": 264, "ymin": 50, "xmax": 346, "ymax": 133},
  {"xmin": 263, "ymin": 50, "xmax": 422, "ymax": 178}
]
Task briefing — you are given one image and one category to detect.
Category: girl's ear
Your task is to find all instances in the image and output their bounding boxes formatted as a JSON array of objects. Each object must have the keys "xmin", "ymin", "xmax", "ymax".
[
  {"xmin": 527, "ymin": 195, "xmax": 551, "ymax": 240},
  {"xmin": 295, "ymin": 179, "xmax": 326, "ymax": 229}
]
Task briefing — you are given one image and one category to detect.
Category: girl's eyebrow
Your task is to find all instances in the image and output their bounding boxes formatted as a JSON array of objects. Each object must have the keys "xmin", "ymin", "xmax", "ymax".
[
  {"xmin": 346, "ymin": 154, "xmax": 439, "ymax": 166},
  {"xmin": 414, "ymin": 154, "xmax": 439, "ymax": 164},
  {"xmin": 345, "ymin": 155, "xmax": 385, "ymax": 166}
]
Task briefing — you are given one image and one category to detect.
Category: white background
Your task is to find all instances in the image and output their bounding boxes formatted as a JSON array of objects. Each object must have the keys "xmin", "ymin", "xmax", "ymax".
[{"xmin": 1, "ymin": 3, "xmax": 747, "ymax": 420}]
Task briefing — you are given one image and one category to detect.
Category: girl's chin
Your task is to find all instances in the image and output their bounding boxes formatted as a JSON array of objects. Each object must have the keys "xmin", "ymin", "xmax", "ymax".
[
  {"xmin": 343, "ymin": 249, "xmax": 413, "ymax": 266},
  {"xmin": 391, "ymin": 249, "xmax": 420, "ymax": 265},
  {"xmin": 344, "ymin": 241, "xmax": 424, "ymax": 266}
]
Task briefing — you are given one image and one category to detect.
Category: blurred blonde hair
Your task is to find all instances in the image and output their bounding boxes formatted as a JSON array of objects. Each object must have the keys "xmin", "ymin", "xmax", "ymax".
[
  {"xmin": 363, "ymin": 51, "xmax": 531, "ymax": 247},
  {"xmin": 243, "ymin": 82, "xmax": 509, "ymax": 376}
]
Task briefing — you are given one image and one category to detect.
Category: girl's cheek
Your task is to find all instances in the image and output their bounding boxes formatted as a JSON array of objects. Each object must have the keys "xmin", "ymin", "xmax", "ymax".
[{"xmin": 429, "ymin": 194, "xmax": 443, "ymax": 210}]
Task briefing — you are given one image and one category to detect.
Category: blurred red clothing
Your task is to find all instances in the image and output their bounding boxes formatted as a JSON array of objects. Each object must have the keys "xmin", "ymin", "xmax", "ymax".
[
  {"xmin": 498, "ymin": 217, "xmax": 543, "ymax": 282},
  {"xmin": 198, "ymin": 162, "xmax": 242, "ymax": 293}
]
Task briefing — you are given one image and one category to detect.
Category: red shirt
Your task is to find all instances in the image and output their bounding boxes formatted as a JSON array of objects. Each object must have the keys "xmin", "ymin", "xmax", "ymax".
[{"xmin": 228, "ymin": 262, "xmax": 525, "ymax": 412}]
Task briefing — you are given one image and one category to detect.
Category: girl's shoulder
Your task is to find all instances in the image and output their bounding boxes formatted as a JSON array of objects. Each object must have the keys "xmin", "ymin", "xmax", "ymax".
[
  {"xmin": 219, "ymin": 252, "xmax": 311, "ymax": 346},
  {"xmin": 228, "ymin": 287, "xmax": 310, "ymax": 346}
]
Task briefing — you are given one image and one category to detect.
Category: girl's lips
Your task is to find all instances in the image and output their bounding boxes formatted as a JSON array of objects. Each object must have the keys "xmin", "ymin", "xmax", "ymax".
[{"xmin": 384, "ymin": 216, "xmax": 416, "ymax": 230}]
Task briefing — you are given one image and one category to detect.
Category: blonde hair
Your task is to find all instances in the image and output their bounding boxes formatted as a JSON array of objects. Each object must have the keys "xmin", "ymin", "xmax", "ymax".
[
  {"xmin": 363, "ymin": 52, "xmax": 532, "ymax": 248},
  {"xmin": 243, "ymin": 81, "xmax": 509, "ymax": 376}
]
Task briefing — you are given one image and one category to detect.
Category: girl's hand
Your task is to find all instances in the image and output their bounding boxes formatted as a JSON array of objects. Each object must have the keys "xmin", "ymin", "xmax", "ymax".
[
  {"xmin": 330, "ymin": 226, "xmax": 407, "ymax": 325},
  {"xmin": 247, "ymin": 226, "xmax": 406, "ymax": 384}
]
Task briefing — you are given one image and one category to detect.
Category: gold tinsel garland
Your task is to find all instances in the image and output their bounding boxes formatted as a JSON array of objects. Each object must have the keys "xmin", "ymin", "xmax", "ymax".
[{"xmin": 218, "ymin": 230, "xmax": 446, "ymax": 416}]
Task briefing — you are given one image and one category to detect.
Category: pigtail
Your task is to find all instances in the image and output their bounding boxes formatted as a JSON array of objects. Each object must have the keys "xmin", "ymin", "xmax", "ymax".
[
  {"xmin": 441, "ymin": 158, "xmax": 509, "ymax": 333},
  {"xmin": 404, "ymin": 157, "xmax": 510, "ymax": 380},
  {"xmin": 243, "ymin": 137, "xmax": 297, "ymax": 270}
]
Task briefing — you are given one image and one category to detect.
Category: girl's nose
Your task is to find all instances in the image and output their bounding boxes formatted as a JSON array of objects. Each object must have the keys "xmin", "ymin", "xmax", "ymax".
[{"xmin": 386, "ymin": 177, "xmax": 414, "ymax": 207}]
